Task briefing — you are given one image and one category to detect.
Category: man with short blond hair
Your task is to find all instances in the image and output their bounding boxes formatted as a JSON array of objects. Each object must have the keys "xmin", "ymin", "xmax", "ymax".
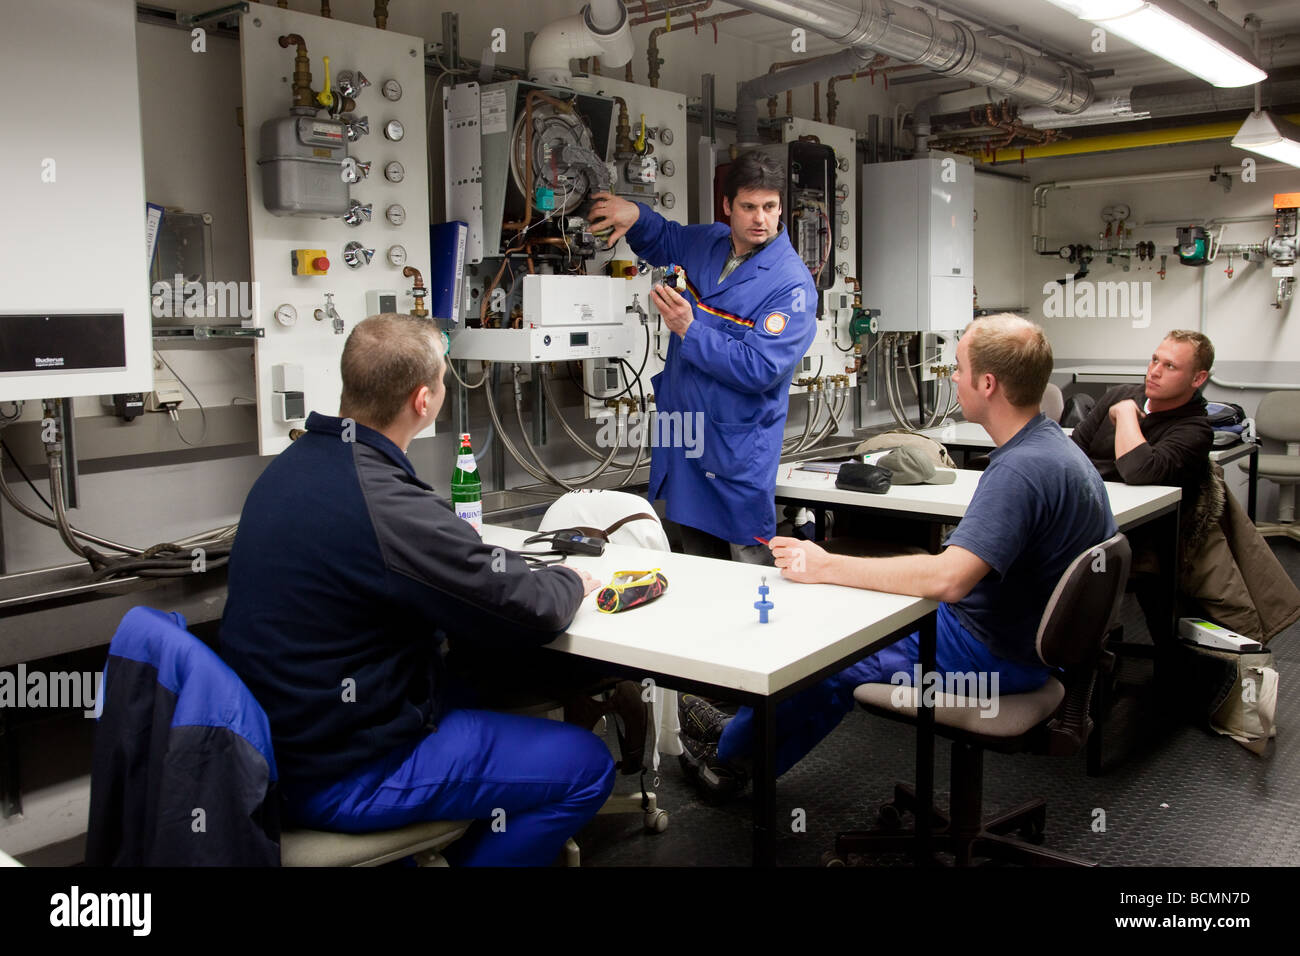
[
  {"xmin": 677, "ymin": 315, "xmax": 1116, "ymax": 795},
  {"xmin": 221, "ymin": 314, "xmax": 613, "ymax": 866},
  {"xmin": 1071, "ymin": 329, "xmax": 1215, "ymax": 501}
]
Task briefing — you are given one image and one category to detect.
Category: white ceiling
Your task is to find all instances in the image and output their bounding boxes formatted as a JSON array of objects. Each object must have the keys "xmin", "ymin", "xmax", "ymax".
[{"xmin": 708, "ymin": 0, "xmax": 1300, "ymax": 91}]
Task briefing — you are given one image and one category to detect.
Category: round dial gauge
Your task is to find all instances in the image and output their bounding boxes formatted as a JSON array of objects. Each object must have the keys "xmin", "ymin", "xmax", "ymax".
[
  {"xmin": 274, "ymin": 303, "xmax": 298, "ymax": 327},
  {"xmin": 658, "ymin": 127, "xmax": 673, "ymax": 145},
  {"xmin": 384, "ymin": 160, "xmax": 405, "ymax": 183},
  {"xmin": 387, "ymin": 244, "xmax": 408, "ymax": 267},
  {"xmin": 660, "ymin": 191, "xmax": 676, "ymax": 209},
  {"xmin": 382, "ymin": 79, "xmax": 403, "ymax": 101},
  {"xmin": 386, "ymin": 203, "xmax": 406, "ymax": 225},
  {"xmin": 660, "ymin": 159, "xmax": 675, "ymax": 177},
  {"xmin": 383, "ymin": 119, "xmax": 405, "ymax": 142}
]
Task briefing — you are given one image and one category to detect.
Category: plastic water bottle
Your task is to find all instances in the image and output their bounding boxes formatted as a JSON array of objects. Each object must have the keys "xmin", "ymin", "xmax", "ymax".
[{"xmin": 451, "ymin": 432, "xmax": 482, "ymax": 533}]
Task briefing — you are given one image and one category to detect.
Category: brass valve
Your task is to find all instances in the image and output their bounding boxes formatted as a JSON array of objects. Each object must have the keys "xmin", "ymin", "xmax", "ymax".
[{"xmin": 402, "ymin": 266, "xmax": 429, "ymax": 318}]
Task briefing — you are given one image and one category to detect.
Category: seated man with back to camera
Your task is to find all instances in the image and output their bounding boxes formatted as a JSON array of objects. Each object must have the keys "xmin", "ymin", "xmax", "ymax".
[
  {"xmin": 219, "ymin": 314, "xmax": 614, "ymax": 867},
  {"xmin": 676, "ymin": 315, "xmax": 1117, "ymax": 798}
]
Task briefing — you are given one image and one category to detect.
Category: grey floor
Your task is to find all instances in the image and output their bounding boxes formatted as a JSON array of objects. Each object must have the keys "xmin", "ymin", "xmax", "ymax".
[{"xmin": 574, "ymin": 538, "xmax": 1300, "ymax": 867}]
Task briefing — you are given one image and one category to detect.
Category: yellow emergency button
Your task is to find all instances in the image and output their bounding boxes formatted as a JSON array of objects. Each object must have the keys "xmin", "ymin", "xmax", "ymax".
[{"xmin": 291, "ymin": 249, "xmax": 330, "ymax": 276}]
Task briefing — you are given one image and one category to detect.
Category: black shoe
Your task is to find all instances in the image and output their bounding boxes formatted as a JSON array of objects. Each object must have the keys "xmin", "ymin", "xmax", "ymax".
[
  {"xmin": 678, "ymin": 694, "xmax": 731, "ymax": 743},
  {"xmin": 677, "ymin": 731, "xmax": 749, "ymax": 803}
]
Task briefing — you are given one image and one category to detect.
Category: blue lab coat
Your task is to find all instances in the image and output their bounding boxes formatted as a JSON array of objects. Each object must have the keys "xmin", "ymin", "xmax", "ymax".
[{"xmin": 626, "ymin": 204, "xmax": 817, "ymax": 544}]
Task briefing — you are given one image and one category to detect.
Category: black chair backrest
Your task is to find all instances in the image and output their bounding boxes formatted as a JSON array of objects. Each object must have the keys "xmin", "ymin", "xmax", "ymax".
[
  {"xmin": 1060, "ymin": 393, "xmax": 1095, "ymax": 428},
  {"xmin": 1034, "ymin": 533, "xmax": 1131, "ymax": 756},
  {"xmin": 1036, "ymin": 532, "xmax": 1132, "ymax": 672}
]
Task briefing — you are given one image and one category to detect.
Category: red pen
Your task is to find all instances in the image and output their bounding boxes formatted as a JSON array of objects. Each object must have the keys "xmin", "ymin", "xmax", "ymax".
[{"xmin": 754, "ymin": 536, "xmax": 770, "ymax": 545}]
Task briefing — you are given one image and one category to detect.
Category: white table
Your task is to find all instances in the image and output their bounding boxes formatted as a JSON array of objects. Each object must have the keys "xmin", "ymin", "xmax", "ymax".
[
  {"xmin": 1056, "ymin": 364, "xmax": 1147, "ymax": 384},
  {"xmin": 481, "ymin": 525, "xmax": 940, "ymax": 866},
  {"xmin": 916, "ymin": 421, "xmax": 1260, "ymax": 518}
]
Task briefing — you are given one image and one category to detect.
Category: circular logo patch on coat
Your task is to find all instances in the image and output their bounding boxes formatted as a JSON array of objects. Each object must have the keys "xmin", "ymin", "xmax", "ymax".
[{"xmin": 763, "ymin": 311, "xmax": 789, "ymax": 334}]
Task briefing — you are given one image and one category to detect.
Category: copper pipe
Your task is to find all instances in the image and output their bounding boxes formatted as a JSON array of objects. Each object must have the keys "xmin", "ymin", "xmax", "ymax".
[
  {"xmin": 766, "ymin": 56, "xmax": 821, "ymax": 119},
  {"xmin": 320, "ymin": 1, "xmax": 331, "ymax": 18},
  {"xmin": 826, "ymin": 55, "xmax": 889, "ymax": 124},
  {"xmin": 630, "ymin": 0, "xmax": 712, "ymax": 26},
  {"xmin": 278, "ymin": 34, "xmax": 315, "ymax": 111},
  {"xmin": 647, "ymin": 9, "xmax": 748, "ymax": 88},
  {"xmin": 503, "ymin": 91, "xmax": 577, "ymax": 235},
  {"xmin": 402, "ymin": 266, "xmax": 428, "ymax": 318},
  {"xmin": 374, "ymin": 0, "xmax": 389, "ymax": 30}
]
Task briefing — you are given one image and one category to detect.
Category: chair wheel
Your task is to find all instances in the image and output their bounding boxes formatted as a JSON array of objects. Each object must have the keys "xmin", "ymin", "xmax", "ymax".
[
  {"xmin": 644, "ymin": 808, "xmax": 669, "ymax": 833},
  {"xmin": 821, "ymin": 851, "xmax": 846, "ymax": 867},
  {"xmin": 877, "ymin": 803, "xmax": 903, "ymax": 830}
]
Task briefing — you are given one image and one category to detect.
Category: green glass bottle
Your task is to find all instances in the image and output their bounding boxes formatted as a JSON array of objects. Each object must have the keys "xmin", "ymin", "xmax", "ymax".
[{"xmin": 451, "ymin": 432, "xmax": 483, "ymax": 533}]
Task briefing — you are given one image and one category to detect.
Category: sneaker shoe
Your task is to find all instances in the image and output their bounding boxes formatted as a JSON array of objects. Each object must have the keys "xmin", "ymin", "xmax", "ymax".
[
  {"xmin": 677, "ymin": 731, "xmax": 749, "ymax": 803},
  {"xmin": 678, "ymin": 694, "xmax": 731, "ymax": 743}
]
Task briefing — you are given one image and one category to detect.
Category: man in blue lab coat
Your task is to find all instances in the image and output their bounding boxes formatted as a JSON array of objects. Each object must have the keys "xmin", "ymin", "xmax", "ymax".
[{"xmin": 589, "ymin": 150, "xmax": 818, "ymax": 565}]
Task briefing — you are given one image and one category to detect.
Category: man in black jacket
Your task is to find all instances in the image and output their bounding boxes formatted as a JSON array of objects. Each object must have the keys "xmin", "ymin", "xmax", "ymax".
[
  {"xmin": 1071, "ymin": 330, "xmax": 1214, "ymax": 502},
  {"xmin": 220, "ymin": 314, "xmax": 614, "ymax": 866},
  {"xmin": 1071, "ymin": 329, "xmax": 1215, "ymax": 647}
]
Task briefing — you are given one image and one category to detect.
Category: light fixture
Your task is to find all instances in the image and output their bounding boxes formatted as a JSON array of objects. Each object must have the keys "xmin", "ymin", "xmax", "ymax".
[
  {"xmin": 1232, "ymin": 110, "xmax": 1300, "ymax": 168},
  {"xmin": 1043, "ymin": 0, "xmax": 1267, "ymax": 88}
]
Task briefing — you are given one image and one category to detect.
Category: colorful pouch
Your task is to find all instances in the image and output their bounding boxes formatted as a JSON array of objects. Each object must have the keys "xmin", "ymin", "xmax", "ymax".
[{"xmin": 596, "ymin": 569, "xmax": 669, "ymax": 613}]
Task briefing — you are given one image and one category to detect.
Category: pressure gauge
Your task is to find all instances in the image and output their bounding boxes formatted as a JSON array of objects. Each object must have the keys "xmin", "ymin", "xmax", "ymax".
[
  {"xmin": 386, "ymin": 203, "xmax": 406, "ymax": 225},
  {"xmin": 381, "ymin": 79, "xmax": 403, "ymax": 102},
  {"xmin": 839, "ymin": 236, "xmax": 850, "ymax": 250},
  {"xmin": 384, "ymin": 160, "xmax": 405, "ymax": 183},
  {"xmin": 660, "ymin": 159, "xmax": 675, "ymax": 177},
  {"xmin": 660, "ymin": 191, "xmax": 676, "ymax": 210},
  {"xmin": 387, "ymin": 244, "xmax": 408, "ymax": 267},
  {"xmin": 383, "ymin": 119, "xmax": 405, "ymax": 142},
  {"xmin": 274, "ymin": 303, "xmax": 298, "ymax": 327},
  {"xmin": 658, "ymin": 127, "xmax": 673, "ymax": 146},
  {"xmin": 1059, "ymin": 245, "xmax": 1074, "ymax": 259}
]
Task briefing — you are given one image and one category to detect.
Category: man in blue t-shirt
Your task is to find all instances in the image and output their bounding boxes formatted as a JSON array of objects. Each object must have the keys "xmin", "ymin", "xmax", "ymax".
[{"xmin": 678, "ymin": 315, "xmax": 1117, "ymax": 793}]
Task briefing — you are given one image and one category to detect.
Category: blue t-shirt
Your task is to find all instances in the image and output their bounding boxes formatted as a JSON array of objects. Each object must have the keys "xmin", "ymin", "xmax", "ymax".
[{"xmin": 944, "ymin": 415, "xmax": 1118, "ymax": 665}]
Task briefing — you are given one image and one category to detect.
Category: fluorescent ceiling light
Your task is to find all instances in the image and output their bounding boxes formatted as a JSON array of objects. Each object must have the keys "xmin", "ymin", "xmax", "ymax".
[
  {"xmin": 1043, "ymin": 0, "xmax": 1267, "ymax": 88},
  {"xmin": 1232, "ymin": 111, "xmax": 1300, "ymax": 168}
]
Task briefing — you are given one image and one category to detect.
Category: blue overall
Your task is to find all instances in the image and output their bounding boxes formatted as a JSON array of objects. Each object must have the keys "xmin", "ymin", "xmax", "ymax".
[{"xmin": 626, "ymin": 204, "xmax": 818, "ymax": 544}]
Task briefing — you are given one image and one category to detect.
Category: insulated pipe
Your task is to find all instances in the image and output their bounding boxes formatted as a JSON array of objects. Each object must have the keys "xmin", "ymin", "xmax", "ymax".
[
  {"xmin": 724, "ymin": 0, "xmax": 1093, "ymax": 116},
  {"xmin": 530, "ymin": 1, "xmax": 634, "ymax": 89},
  {"xmin": 913, "ymin": 86, "xmax": 1003, "ymax": 155},
  {"xmin": 736, "ymin": 48, "xmax": 872, "ymax": 145}
]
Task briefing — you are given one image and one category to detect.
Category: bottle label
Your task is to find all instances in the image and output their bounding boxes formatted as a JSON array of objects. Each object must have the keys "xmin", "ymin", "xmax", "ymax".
[
  {"xmin": 455, "ymin": 452, "xmax": 477, "ymax": 474},
  {"xmin": 455, "ymin": 499, "xmax": 483, "ymax": 533}
]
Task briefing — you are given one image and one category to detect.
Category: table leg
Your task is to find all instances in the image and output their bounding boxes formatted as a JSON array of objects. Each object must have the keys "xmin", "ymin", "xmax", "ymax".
[
  {"xmin": 751, "ymin": 697, "xmax": 777, "ymax": 867},
  {"xmin": 1248, "ymin": 446, "xmax": 1259, "ymax": 523},
  {"xmin": 915, "ymin": 612, "xmax": 936, "ymax": 866}
]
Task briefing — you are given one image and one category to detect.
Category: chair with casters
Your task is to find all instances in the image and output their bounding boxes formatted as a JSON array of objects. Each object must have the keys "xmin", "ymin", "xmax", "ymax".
[
  {"xmin": 86, "ymin": 607, "xmax": 472, "ymax": 867},
  {"xmin": 1240, "ymin": 390, "xmax": 1300, "ymax": 543},
  {"xmin": 499, "ymin": 491, "xmax": 673, "ymax": 865},
  {"xmin": 827, "ymin": 532, "xmax": 1131, "ymax": 867}
]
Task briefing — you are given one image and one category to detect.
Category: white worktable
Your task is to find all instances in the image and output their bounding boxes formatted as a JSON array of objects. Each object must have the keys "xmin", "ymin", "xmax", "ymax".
[
  {"xmin": 775, "ymin": 464, "xmax": 1180, "ymax": 531},
  {"xmin": 482, "ymin": 526, "xmax": 937, "ymax": 698},
  {"xmin": 481, "ymin": 525, "xmax": 940, "ymax": 867}
]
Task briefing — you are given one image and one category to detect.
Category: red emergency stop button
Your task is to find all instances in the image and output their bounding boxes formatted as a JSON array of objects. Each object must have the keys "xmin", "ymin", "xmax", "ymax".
[{"xmin": 313, "ymin": 257, "xmax": 330, "ymax": 271}]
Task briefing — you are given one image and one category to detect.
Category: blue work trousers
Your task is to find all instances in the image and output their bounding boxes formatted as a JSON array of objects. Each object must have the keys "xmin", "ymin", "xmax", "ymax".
[
  {"xmin": 716, "ymin": 604, "xmax": 1051, "ymax": 776},
  {"xmin": 285, "ymin": 709, "xmax": 616, "ymax": 866}
]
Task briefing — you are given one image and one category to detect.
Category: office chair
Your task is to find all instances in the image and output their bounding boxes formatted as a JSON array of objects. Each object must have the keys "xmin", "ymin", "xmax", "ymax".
[
  {"xmin": 1041, "ymin": 383, "xmax": 1065, "ymax": 424},
  {"xmin": 1240, "ymin": 390, "xmax": 1300, "ymax": 543},
  {"xmin": 501, "ymin": 491, "xmax": 673, "ymax": 864},
  {"xmin": 827, "ymin": 532, "xmax": 1131, "ymax": 867},
  {"xmin": 87, "ymin": 607, "xmax": 471, "ymax": 867}
]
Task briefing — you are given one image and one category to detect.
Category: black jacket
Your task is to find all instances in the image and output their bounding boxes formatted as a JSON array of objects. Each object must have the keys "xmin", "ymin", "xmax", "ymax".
[
  {"xmin": 218, "ymin": 413, "xmax": 583, "ymax": 793},
  {"xmin": 1070, "ymin": 384, "xmax": 1212, "ymax": 500}
]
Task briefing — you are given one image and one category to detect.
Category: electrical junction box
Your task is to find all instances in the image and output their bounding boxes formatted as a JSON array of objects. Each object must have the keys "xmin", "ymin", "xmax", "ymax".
[
  {"xmin": 860, "ymin": 155, "xmax": 974, "ymax": 332},
  {"xmin": 365, "ymin": 290, "xmax": 400, "ymax": 317}
]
